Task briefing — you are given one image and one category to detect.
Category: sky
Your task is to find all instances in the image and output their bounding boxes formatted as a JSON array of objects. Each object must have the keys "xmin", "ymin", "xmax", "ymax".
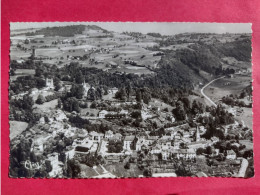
[{"xmin": 10, "ymin": 22, "xmax": 252, "ymax": 35}]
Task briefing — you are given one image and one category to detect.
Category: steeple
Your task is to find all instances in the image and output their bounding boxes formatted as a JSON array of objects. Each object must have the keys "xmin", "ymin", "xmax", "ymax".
[{"xmin": 196, "ymin": 126, "xmax": 200, "ymax": 142}]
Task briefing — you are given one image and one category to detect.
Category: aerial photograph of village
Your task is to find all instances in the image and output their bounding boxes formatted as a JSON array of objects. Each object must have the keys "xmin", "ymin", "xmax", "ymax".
[{"xmin": 9, "ymin": 22, "xmax": 253, "ymax": 178}]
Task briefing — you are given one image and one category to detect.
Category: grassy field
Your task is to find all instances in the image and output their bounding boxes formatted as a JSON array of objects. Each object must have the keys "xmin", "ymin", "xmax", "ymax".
[
  {"xmin": 104, "ymin": 162, "xmax": 143, "ymax": 177},
  {"xmin": 240, "ymin": 140, "xmax": 253, "ymax": 150},
  {"xmin": 33, "ymin": 99, "xmax": 58, "ymax": 111},
  {"xmin": 204, "ymin": 75, "xmax": 251, "ymax": 102},
  {"xmin": 10, "ymin": 69, "xmax": 35, "ymax": 81},
  {"xmin": 234, "ymin": 107, "xmax": 252, "ymax": 129},
  {"xmin": 10, "ymin": 121, "xmax": 28, "ymax": 140}
]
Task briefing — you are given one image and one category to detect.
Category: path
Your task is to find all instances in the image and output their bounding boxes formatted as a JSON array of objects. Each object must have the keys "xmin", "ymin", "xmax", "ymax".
[
  {"xmin": 200, "ymin": 76, "xmax": 225, "ymax": 107},
  {"xmin": 237, "ymin": 158, "xmax": 249, "ymax": 177}
]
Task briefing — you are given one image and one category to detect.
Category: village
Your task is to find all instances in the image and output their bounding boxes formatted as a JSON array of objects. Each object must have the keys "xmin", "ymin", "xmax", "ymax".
[
  {"xmin": 9, "ymin": 24, "xmax": 253, "ymax": 178},
  {"xmin": 9, "ymin": 75, "xmax": 252, "ymax": 178}
]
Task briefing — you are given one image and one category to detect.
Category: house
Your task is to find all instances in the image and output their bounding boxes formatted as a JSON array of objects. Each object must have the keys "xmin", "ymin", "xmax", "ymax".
[
  {"xmin": 46, "ymin": 78, "xmax": 54, "ymax": 89},
  {"xmin": 187, "ymin": 140, "xmax": 210, "ymax": 150},
  {"xmin": 99, "ymin": 110, "xmax": 109, "ymax": 118},
  {"xmin": 82, "ymin": 81, "xmax": 91, "ymax": 96},
  {"xmin": 123, "ymin": 136, "xmax": 135, "ymax": 150},
  {"xmin": 151, "ymin": 146, "xmax": 161, "ymax": 154},
  {"xmin": 226, "ymin": 150, "xmax": 237, "ymax": 160},
  {"xmin": 105, "ymin": 130, "xmax": 114, "ymax": 139},
  {"xmin": 89, "ymin": 131, "xmax": 104, "ymax": 142},
  {"xmin": 162, "ymin": 150, "xmax": 171, "ymax": 160},
  {"xmin": 64, "ymin": 84, "xmax": 72, "ymax": 92},
  {"xmin": 159, "ymin": 140, "xmax": 172, "ymax": 150},
  {"xmin": 108, "ymin": 87, "xmax": 118, "ymax": 94},
  {"xmin": 141, "ymin": 110, "xmax": 153, "ymax": 120},
  {"xmin": 136, "ymin": 138, "xmax": 146, "ymax": 151},
  {"xmin": 119, "ymin": 109, "xmax": 129, "ymax": 115},
  {"xmin": 109, "ymin": 61, "xmax": 119, "ymax": 68},
  {"xmin": 173, "ymin": 149, "xmax": 196, "ymax": 160},
  {"xmin": 47, "ymin": 152, "xmax": 64, "ymax": 177}
]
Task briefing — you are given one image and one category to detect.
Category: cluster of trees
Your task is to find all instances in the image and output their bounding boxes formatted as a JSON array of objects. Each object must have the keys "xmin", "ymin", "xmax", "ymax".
[
  {"xmin": 75, "ymin": 153, "xmax": 103, "ymax": 168},
  {"xmin": 10, "ymin": 59, "xmax": 36, "ymax": 69},
  {"xmin": 43, "ymin": 133, "xmax": 73, "ymax": 155},
  {"xmin": 172, "ymin": 99, "xmax": 205, "ymax": 121},
  {"xmin": 36, "ymin": 93, "xmax": 60, "ymax": 104},
  {"xmin": 107, "ymin": 140, "xmax": 123, "ymax": 153},
  {"xmin": 69, "ymin": 115, "xmax": 91, "ymax": 129},
  {"xmin": 26, "ymin": 25, "xmax": 86, "ymax": 37},
  {"xmin": 10, "ymin": 76, "xmax": 46, "ymax": 94},
  {"xmin": 9, "ymin": 94, "xmax": 41, "ymax": 123},
  {"xmin": 222, "ymin": 95, "xmax": 249, "ymax": 107},
  {"xmin": 196, "ymin": 146, "xmax": 215, "ymax": 155}
]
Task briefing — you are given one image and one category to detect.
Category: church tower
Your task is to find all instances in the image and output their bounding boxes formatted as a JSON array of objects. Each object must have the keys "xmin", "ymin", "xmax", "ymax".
[{"xmin": 196, "ymin": 126, "xmax": 200, "ymax": 142}]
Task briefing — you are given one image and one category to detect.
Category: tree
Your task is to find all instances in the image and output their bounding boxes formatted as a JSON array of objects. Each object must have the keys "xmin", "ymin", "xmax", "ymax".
[
  {"xmin": 90, "ymin": 101, "xmax": 97, "ymax": 109},
  {"xmin": 131, "ymin": 111, "xmax": 141, "ymax": 119},
  {"xmin": 70, "ymin": 84, "xmax": 84, "ymax": 99},
  {"xmin": 115, "ymin": 88, "xmax": 127, "ymax": 101},
  {"xmin": 63, "ymin": 97, "xmax": 80, "ymax": 113},
  {"xmin": 58, "ymin": 152, "xmax": 66, "ymax": 163},
  {"xmin": 36, "ymin": 94, "xmax": 45, "ymax": 104},
  {"xmin": 54, "ymin": 78, "xmax": 62, "ymax": 91},
  {"xmin": 22, "ymin": 94, "xmax": 34, "ymax": 110},
  {"xmin": 196, "ymin": 148, "xmax": 205, "ymax": 155},
  {"xmin": 172, "ymin": 101, "xmax": 186, "ymax": 121},
  {"xmin": 143, "ymin": 169, "xmax": 152, "ymax": 177},
  {"xmin": 75, "ymin": 70, "xmax": 84, "ymax": 84},
  {"xmin": 66, "ymin": 159, "xmax": 81, "ymax": 178},
  {"xmin": 136, "ymin": 90, "xmax": 142, "ymax": 102},
  {"xmin": 175, "ymin": 164, "xmax": 192, "ymax": 177},
  {"xmin": 124, "ymin": 162, "xmax": 130, "ymax": 169},
  {"xmin": 205, "ymin": 146, "xmax": 213, "ymax": 155},
  {"xmin": 57, "ymin": 98, "xmax": 62, "ymax": 108},
  {"xmin": 107, "ymin": 140, "xmax": 123, "ymax": 153},
  {"xmin": 45, "ymin": 160, "xmax": 53, "ymax": 173}
]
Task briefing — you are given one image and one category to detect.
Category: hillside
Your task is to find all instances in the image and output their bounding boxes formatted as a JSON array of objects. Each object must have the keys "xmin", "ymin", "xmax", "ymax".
[{"xmin": 25, "ymin": 25, "xmax": 107, "ymax": 37}]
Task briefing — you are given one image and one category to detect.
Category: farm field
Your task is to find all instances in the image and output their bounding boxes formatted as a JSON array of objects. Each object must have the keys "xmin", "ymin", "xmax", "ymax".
[
  {"xmin": 10, "ymin": 28, "xmax": 161, "ymax": 74},
  {"xmin": 9, "ymin": 121, "xmax": 29, "ymax": 140}
]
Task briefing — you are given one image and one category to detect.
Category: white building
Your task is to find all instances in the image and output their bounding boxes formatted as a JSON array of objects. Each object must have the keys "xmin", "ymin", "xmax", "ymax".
[
  {"xmin": 46, "ymin": 78, "xmax": 54, "ymax": 89},
  {"xmin": 226, "ymin": 150, "xmax": 237, "ymax": 160},
  {"xmin": 99, "ymin": 110, "xmax": 109, "ymax": 118},
  {"xmin": 105, "ymin": 130, "xmax": 114, "ymax": 139},
  {"xmin": 123, "ymin": 136, "xmax": 135, "ymax": 151}
]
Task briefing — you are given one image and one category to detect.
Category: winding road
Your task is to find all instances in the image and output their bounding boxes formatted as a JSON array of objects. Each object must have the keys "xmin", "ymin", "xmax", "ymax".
[{"xmin": 200, "ymin": 76, "xmax": 225, "ymax": 107}]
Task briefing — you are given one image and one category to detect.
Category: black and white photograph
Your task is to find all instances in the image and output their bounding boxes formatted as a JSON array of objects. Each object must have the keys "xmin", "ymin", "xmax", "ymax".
[{"xmin": 9, "ymin": 22, "xmax": 253, "ymax": 178}]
